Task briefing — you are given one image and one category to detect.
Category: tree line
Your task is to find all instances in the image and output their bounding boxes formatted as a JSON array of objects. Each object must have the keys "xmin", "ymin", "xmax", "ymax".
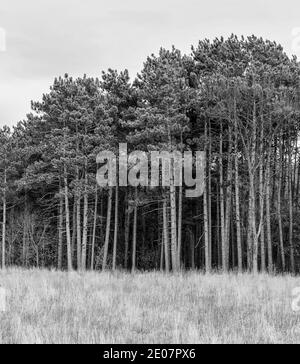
[{"xmin": 1, "ymin": 35, "xmax": 300, "ymax": 274}]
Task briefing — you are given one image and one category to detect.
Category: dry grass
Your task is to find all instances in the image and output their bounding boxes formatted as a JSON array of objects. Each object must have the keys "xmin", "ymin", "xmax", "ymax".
[{"xmin": 0, "ymin": 269, "xmax": 300, "ymax": 344}]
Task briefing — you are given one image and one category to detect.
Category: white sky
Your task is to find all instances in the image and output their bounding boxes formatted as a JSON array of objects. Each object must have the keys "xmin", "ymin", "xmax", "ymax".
[{"xmin": 1, "ymin": 0, "xmax": 300, "ymax": 127}]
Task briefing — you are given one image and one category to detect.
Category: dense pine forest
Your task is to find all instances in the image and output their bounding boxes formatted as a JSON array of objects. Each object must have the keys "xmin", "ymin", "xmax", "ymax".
[{"xmin": 1, "ymin": 35, "xmax": 300, "ymax": 274}]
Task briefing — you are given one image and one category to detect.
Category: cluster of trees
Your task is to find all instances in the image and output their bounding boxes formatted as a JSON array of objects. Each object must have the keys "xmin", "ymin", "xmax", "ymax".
[{"xmin": 1, "ymin": 35, "xmax": 300, "ymax": 274}]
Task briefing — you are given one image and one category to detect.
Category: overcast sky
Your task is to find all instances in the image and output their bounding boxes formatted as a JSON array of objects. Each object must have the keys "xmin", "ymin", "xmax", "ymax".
[{"xmin": 1, "ymin": 0, "xmax": 300, "ymax": 127}]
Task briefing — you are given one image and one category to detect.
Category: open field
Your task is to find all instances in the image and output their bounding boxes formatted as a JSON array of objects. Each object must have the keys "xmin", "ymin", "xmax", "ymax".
[{"xmin": 0, "ymin": 269, "xmax": 300, "ymax": 344}]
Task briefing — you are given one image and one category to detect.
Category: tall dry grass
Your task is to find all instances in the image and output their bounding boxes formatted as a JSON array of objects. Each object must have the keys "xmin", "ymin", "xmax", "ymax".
[{"xmin": 0, "ymin": 269, "xmax": 300, "ymax": 344}]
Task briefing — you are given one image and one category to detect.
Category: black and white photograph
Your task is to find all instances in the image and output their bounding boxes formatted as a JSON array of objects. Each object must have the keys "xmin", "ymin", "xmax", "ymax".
[{"xmin": 1, "ymin": 0, "xmax": 300, "ymax": 348}]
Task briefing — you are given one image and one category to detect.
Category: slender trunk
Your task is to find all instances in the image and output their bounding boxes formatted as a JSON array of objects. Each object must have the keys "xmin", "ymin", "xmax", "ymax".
[
  {"xmin": 76, "ymin": 186, "xmax": 81, "ymax": 270},
  {"xmin": 124, "ymin": 192, "xmax": 130, "ymax": 270},
  {"xmin": 71, "ymin": 197, "xmax": 76, "ymax": 261},
  {"xmin": 277, "ymin": 136, "xmax": 285, "ymax": 271},
  {"xmin": 235, "ymin": 164, "xmax": 242, "ymax": 272},
  {"xmin": 220, "ymin": 122, "xmax": 226, "ymax": 271},
  {"xmin": 203, "ymin": 165, "xmax": 210, "ymax": 272},
  {"xmin": 22, "ymin": 194, "xmax": 28, "ymax": 267},
  {"xmin": 81, "ymin": 158, "xmax": 88, "ymax": 271},
  {"xmin": 204, "ymin": 119, "xmax": 210, "ymax": 273},
  {"xmin": 170, "ymin": 163, "xmax": 177, "ymax": 271},
  {"xmin": 64, "ymin": 164, "xmax": 73, "ymax": 271},
  {"xmin": 1, "ymin": 168, "xmax": 7, "ymax": 269},
  {"xmin": 249, "ymin": 171, "xmax": 257, "ymax": 273},
  {"xmin": 265, "ymin": 146, "xmax": 273, "ymax": 272},
  {"xmin": 208, "ymin": 119, "xmax": 212, "ymax": 269},
  {"xmin": 249, "ymin": 99, "xmax": 258, "ymax": 274},
  {"xmin": 247, "ymin": 197, "xmax": 252, "ymax": 271},
  {"xmin": 112, "ymin": 183, "xmax": 119, "ymax": 271},
  {"xmin": 177, "ymin": 132, "xmax": 183, "ymax": 268},
  {"xmin": 76, "ymin": 122, "xmax": 81, "ymax": 269},
  {"xmin": 189, "ymin": 227, "xmax": 195, "ymax": 270},
  {"xmin": 234, "ymin": 94, "xmax": 242, "ymax": 272},
  {"xmin": 163, "ymin": 199, "xmax": 170, "ymax": 272},
  {"xmin": 216, "ymin": 186, "xmax": 221, "ymax": 268},
  {"xmin": 58, "ymin": 184, "xmax": 63, "ymax": 270},
  {"xmin": 91, "ymin": 186, "xmax": 98, "ymax": 270},
  {"xmin": 288, "ymin": 139, "xmax": 295, "ymax": 273},
  {"xmin": 177, "ymin": 186, "xmax": 183, "ymax": 268},
  {"xmin": 292, "ymin": 139, "xmax": 298, "ymax": 200},
  {"xmin": 36, "ymin": 247, "xmax": 39, "ymax": 268},
  {"xmin": 8, "ymin": 209, "xmax": 14, "ymax": 266},
  {"xmin": 160, "ymin": 227, "xmax": 164, "ymax": 271},
  {"xmin": 99, "ymin": 194, "xmax": 104, "ymax": 247},
  {"xmin": 259, "ymin": 107, "xmax": 265, "ymax": 272},
  {"xmin": 102, "ymin": 187, "xmax": 113, "ymax": 271},
  {"xmin": 224, "ymin": 125, "xmax": 233, "ymax": 271},
  {"xmin": 132, "ymin": 188, "xmax": 138, "ymax": 273},
  {"xmin": 142, "ymin": 211, "xmax": 146, "ymax": 257}
]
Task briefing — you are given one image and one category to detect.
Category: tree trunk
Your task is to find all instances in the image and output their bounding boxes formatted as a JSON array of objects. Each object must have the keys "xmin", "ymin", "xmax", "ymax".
[
  {"xmin": 102, "ymin": 187, "xmax": 113, "ymax": 271},
  {"xmin": 64, "ymin": 164, "xmax": 73, "ymax": 271},
  {"xmin": 288, "ymin": 139, "xmax": 295, "ymax": 273},
  {"xmin": 248, "ymin": 99, "xmax": 258, "ymax": 274},
  {"xmin": 163, "ymin": 199, "xmax": 170, "ymax": 272},
  {"xmin": 112, "ymin": 183, "xmax": 119, "ymax": 271},
  {"xmin": 124, "ymin": 192, "xmax": 130, "ymax": 270},
  {"xmin": 1, "ymin": 168, "xmax": 7, "ymax": 269},
  {"xmin": 220, "ymin": 122, "xmax": 226, "ymax": 272},
  {"xmin": 71, "ymin": 197, "xmax": 76, "ymax": 262},
  {"xmin": 76, "ymin": 186, "xmax": 82, "ymax": 270},
  {"xmin": 58, "ymin": 184, "xmax": 63, "ymax": 270},
  {"xmin": 259, "ymin": 107, "xmax": 265, "ymax": 272},
  {"xmin": 208, "ymin": 119, "xmax": 212, "ymax": 269},
  {"xmin": 132, "ymin": 188, "xmax": 138, "ymax": 273},
  {"xmin": 160, "ymin": 227, "xmax": 164, "ymax": 271},
  {"xmin": 277, "ymin": 136, "xmax": 285, "ymax": 271},
  {"xmin": 224, "ymin": 125, "xmax": 233, "ymax": 272},
  {"xmin": 203, "ymin": 164, "xmax": 210, "ymax": 273},
  {"xmin": 91, "ymin": 185, "xmax": 98, "ymax": 270},
  {"xmin": 177, "ymin": 185, "xmax": 183, "ymax": 268},
  {"xmin": 249, "ymin": 171, "xmax": 258, "ymax": 273},
  {"xmin": 204, "ymin": 119, "xmax": 210, "ymax": 273},
  {"xmin": 234, "ymin": 94, "xmax": 242, "ymax": 272},
  {"xmin": 265, "ymin": 147, "xmax": 273, "ymax": 272},
  {"xmin": 75, "ymin": 123, "xmax": 81, "ymax": 269},
  {"xmin": 189, "ymin": 227, "xmax": 195, "ymax": 270},
  {"xmin": 81, "ymin": 158, "xmax": 88, "ymax": 271},
  {"xmin": 22, "ymin": 194, "xmax": 28, "ymax": 267},
  {"xmin": 170, "ymin": 163, "xmax": 177, "ymax": 271}
]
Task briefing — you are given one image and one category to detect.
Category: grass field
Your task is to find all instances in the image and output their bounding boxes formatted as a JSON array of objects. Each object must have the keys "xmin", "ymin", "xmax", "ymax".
[{"xmin": 0, "ymin": 269, "xmax": 300, "ymax": 344}]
